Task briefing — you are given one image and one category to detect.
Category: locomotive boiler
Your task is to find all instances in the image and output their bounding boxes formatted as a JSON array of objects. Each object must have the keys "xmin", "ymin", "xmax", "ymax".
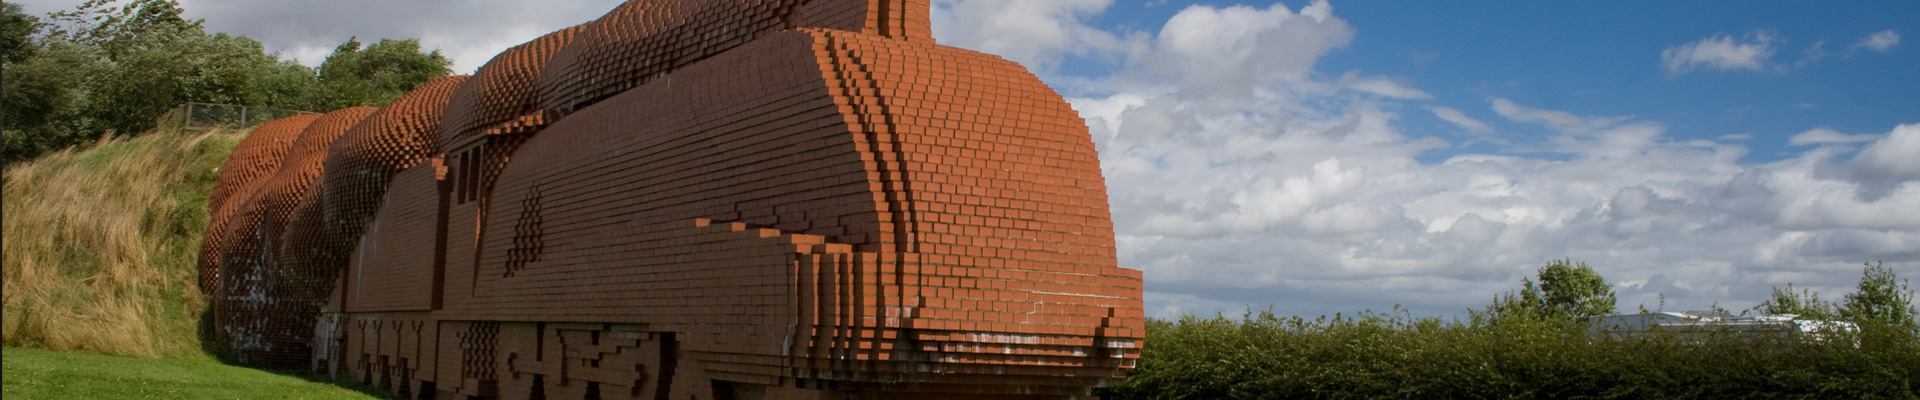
[{"xmin": 200, "ymin": 1, "xmax": 1145, "ymax": 399}]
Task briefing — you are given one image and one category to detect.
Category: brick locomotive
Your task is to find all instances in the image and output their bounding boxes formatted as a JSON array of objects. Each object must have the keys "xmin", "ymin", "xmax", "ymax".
[{"xmin": 199, "ymin": 1, "xmax": 1145, "ymax": 399}]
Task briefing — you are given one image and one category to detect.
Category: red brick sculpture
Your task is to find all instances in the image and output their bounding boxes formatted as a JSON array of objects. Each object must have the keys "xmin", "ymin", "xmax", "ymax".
[
  {"xmin": 200, "ymin": 114, "xmax": 323, "ymax": 292},
  {"xmin": 321, "ymin": 75, "xmax": 469, "ymax": 243},
  {"xmin": 273, "ymin": 76, "xmax": 470, "ymax": 370},
  {"xmin": 201, "ymin": 1, "xmax": 1142, "ymax": 398},
  {"xmin": 211, "ymin": 107, "xmax": 375, "ymax": 366}
]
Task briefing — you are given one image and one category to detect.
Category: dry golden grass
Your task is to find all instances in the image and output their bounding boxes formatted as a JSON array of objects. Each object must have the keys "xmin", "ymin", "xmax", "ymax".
[{"xmin": 3, "ymin": 127, "xmax": 246, "ymax": 359}]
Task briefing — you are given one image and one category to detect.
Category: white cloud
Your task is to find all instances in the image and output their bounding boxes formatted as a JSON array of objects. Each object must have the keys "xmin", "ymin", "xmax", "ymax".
[
  {"xmin": 1789, "ymin": 127, "xmax": 1880, "ymax": 146},
  {"xmin": 1142, "ymin": 1, "xmax": 1354, "ymax": 97},
  {"xmin": 1338, "ymin": 71, "xmax": 1431, "ymax": 99},
  {"xmin": 1796, "ymin": 40, "xmax": 1829, "ymax": 67},
  {"xmin": 935, "ymin": 1, "xmax": 1920, "ymax": 319},
  {"xmin": 1661, "ymin": 31, "xmax": 1777, "ymax": 76},
  {"xmin": 930, "ymin": 0, "xmax": 1123, "ymax": 76},
  {"xmin": 1853, "ymin": 30, "xmax": 1901, "ymax": 53},
  {"xmin": 1854, "ymin": 124, "xmax": 1920, "ymax": 177},
  {"xmin": 1427, "ymin": 106, "xmax": 1490, "ymax": 133},
  {"xmin": 1489, "ymin": 97, "xmax": 1629, "ymax": 134}
]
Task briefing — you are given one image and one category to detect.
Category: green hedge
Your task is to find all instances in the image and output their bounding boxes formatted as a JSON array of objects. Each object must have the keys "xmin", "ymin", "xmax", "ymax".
[{"xmin": 1100, "ymin": 310, "xmax": 1919, "ymax": 400}]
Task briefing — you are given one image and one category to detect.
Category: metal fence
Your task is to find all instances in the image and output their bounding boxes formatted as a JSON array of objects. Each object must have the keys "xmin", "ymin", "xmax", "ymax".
[{"xmin": 176, "ymin": 102, "xmax": 318, "ymax": 131}]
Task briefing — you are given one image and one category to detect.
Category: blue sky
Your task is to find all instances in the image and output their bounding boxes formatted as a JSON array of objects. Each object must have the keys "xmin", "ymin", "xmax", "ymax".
[
  {"xmin": 1054, "ymin": 1, "xmax": 1920, "ymax": 165},
  {"xmin": 18, "ymin": 0, "xmax": 1917, "ymax": 318},
  {"xmin": 930, "ymin": 0, "xmax": 1920, "ymax": 318}
]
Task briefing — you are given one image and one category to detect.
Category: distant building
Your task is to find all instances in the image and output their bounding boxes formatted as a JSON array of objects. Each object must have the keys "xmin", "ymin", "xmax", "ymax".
[{"xmin": 1590, "ymin": 311, "xmax": 1858, "ymax": 343}]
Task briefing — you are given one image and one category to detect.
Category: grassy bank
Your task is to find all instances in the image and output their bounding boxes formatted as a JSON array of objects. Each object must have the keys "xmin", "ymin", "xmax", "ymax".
[
  {"xmin": 2, "ymin": 127, "xmax": 245, "ymax": 359},
  {"xmin": 2, "ymin": 347, "xmax": 378, "ymax": 399}
]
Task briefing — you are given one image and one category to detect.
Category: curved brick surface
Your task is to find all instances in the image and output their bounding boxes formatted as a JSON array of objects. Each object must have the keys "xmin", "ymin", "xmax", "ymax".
[
  {"xmin": 213, "ymin": 107, "xmax": 376, "ymax": 367},
  {"xmin": 272, "ymin": 182, "xmax": 332, "ymax": 324},
  {"xmin": 266, "ymin": 77, "xmax": 468, "ymax": 368},
  {"xmin": 200, "ymin": 114, "xmax": 322, "ymax": 292},
  {"xmin": 458, "ymin": 29, "xmax": 1137, "ymax": 396},
  {"xmin": 439, "ymin": 27, "xmax": 581, "ymax": 154},
  {"xmin": 320, "ymin": 75, "xmax": 466, "ymax": 248},
  {"xmin": 535, "ymin": 0, "xmax": 931, "ymax": 115},
  {"xmin": 205, "ymin": 1, "xmax": 1140, "ymax": 397}
]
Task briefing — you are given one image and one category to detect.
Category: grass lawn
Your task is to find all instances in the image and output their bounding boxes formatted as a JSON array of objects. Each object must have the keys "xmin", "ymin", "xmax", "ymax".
[{"xmin": 2, "ymin": 347, "xmax": 380, "ymax": 399}]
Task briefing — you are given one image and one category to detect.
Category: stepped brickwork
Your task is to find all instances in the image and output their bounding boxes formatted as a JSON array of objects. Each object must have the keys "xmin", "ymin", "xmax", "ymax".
[
  {"xmin": 211, "ymin": 107, "xmax": 375, "ymax": 366},
  {"xmin": 200, "ymin": 114, "xmax": 322, "ymax": 292},
  {"xmin": 200, "ymin": 1, "xmax": 1139, "ymax": 398}
]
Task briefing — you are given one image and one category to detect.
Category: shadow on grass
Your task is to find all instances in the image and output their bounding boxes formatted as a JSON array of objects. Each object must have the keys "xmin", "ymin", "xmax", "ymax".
[
  {"xmin": 254, "ymin": 365, "xmax": 394, "ymax": 400},
  {"xmin": 196, "ymin": 304, "xmax": 396, "ymax": 399}
]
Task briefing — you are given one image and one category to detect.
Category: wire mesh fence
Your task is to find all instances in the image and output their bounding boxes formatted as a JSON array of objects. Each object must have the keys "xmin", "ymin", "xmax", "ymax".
[{"xmin": 177, "ymin": 103, "xmax": 318, "ymax": 131}]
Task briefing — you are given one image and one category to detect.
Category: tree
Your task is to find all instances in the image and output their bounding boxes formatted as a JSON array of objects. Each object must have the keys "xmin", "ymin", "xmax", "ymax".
[
  {"xmin": 1536, "ymin": 259, "xmax": 1618, "ymax": 319},
  {"xmin": 314, "ymin": 37, "xmax": 452, "ymax": 110},
  {"xmin": 2, "ymin": 38, "xmax": 109, "ymax": 162},
  {"xmin": 254, "ymin": 59, "xmax": 322, "ymax": 111},
  {"xmin": 1755, "ymin": 283, "xmax": 1841, "ymax": 320},
  {"xmin": 1487, "ymin": 259, "xmax": 1617, "ymax": 321},
  {"xmin": 1841, "ymin": 261, "xmax": 1917, "ymax": 331},
  {"xmin": 4, "ymin": 1, "xmax": 52, "ymax": 156},
  {"xmin": 3, "ymin": 0, "xmax": 447, "ymax": 164},
  {"xmin": 45, "ymin": 0, "xmax": 196, "ymax": 48},
  {"xmin": 3, "ymin": 2, "xmax": 41, "ymax": 63},
  {"xmin": 90, "ymin": 29, "xmax": 274, "ymax": 134}
]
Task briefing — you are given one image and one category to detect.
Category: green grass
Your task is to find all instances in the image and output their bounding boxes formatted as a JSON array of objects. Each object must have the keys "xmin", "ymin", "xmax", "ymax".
[{"xmin": 2, "ymin": 347, "xmax": 380, "ymax": 399}]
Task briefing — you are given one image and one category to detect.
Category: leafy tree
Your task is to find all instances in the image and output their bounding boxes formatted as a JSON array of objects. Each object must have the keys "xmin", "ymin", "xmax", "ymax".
[
  {"xmin": 5, "ymin": 0, "xmax": 218, "ymax": 155},
  {"xmin": 254, "ymin": 59, "xmax": 323, "ymax": 111},
  {"xmin": 314, "ymin": 37, "xmax": 451, "ymax": 110},
  {"xmin": 1487, "ymin": 259, "xmax": 1617, "ymax": 321},
  {"xmin": 45, "ymin": 0, "xmax": 195, "ymax": 48},
  {"xmin": 1755, "ymin": 282, "xmax": 1841, "ymax": 320},
  {"xmin": 4, "ymin": 39, "xmax": 110, "ymax": 162},
  {"xmin": 4, "ymin": 0, "xmax": 447, "ymax": 164},
  {"xmin": 1841, "ymin": 261, "xmax": 1917, "ymax": 331},
  {"xmin": 1536, "ymin": 259, "xmax": 1617, "ymax": 318},
  {"xmin": 3, "ymin": 2, "xmax": 41, "ymax": 63},
  {"xmin": 3, "ymin": 0, "xmax": 450, "ymax": 164},
  {"xmin": 4, "ymin": 1, "xmax": 54, "ymax": 157},
  {"xmin": 89, "ymin": 29, "xmax": 283, "ymax": 135}
]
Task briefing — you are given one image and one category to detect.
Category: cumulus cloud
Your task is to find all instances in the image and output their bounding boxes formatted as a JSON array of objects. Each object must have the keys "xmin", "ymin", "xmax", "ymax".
[
  {"xmin": 1427, "ymin": 106, "xmax": 1490, "ymax": 134},
  {"xmin": 930, "ymin": 0, "xmax": 1124, "ymax": 76},
  {"xmin": 1854, "ymin": 124, "xmax": 1920, "ymax": 178},
  {"xmin": 1853, "ymin": 30, "xmax": 1901, "ymax": 53},
  {"xmin": 1789, "ymin": 127, "xmax": 1880, "ymax": 146},
  {"xmin": 1661, "ymin": 31, "xmax": 1777, "ymax": 76},
  {"xmin": 1140, "ymin": 1, "xmax": 1353, "ymax": 97},
  {"xmin": 934, "ymin": 1, "xmax": 1919, "ymax": 319}
]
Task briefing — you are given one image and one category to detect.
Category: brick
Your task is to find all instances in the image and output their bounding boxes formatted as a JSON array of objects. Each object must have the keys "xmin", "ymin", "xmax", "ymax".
[{"xmin": 205, "ymin": 1, "xmax": 1140, "ymax": 398}]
